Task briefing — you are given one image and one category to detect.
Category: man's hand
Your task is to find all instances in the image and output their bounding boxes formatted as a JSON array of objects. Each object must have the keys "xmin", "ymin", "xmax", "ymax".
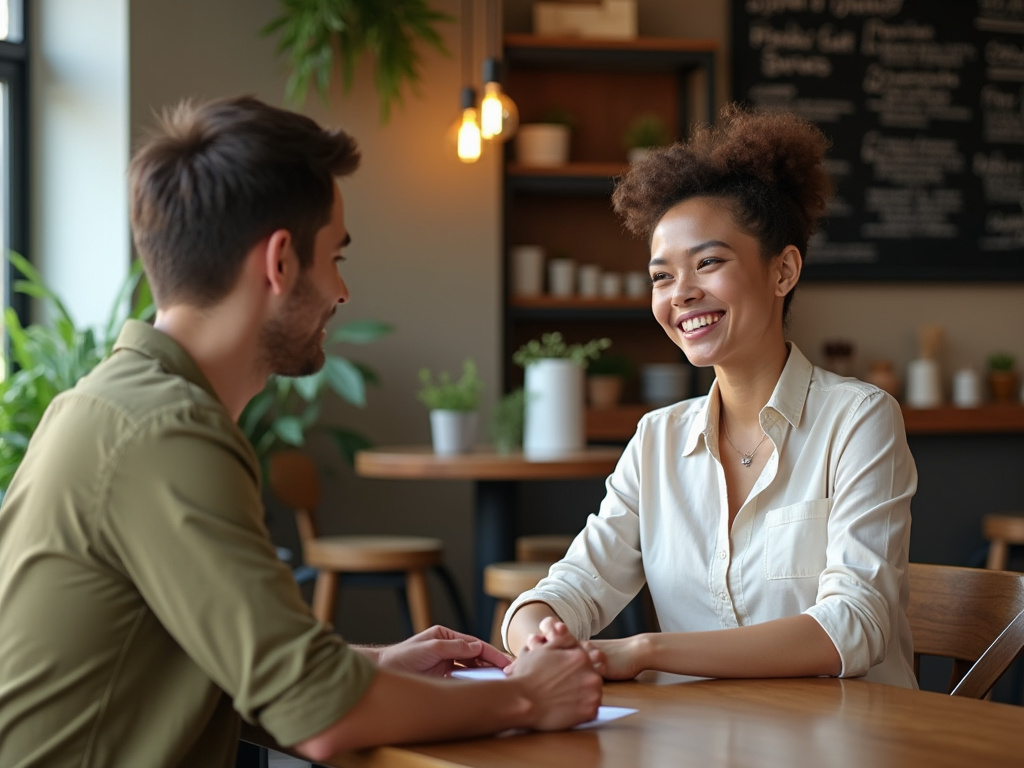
[
  {"xmin": 504, "ymin": 636, "xmax": 603, "ymax": 731},
  {"xmin": 375, "ymin": 625, "xmax": 510, "ymax": 677}
]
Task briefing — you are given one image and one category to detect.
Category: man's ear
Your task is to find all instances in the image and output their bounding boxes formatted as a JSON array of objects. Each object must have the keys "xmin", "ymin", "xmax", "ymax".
[
  {"xmin": 775, "ymin": 245, "xmax": 802, "ymax": 298},
  {"xmin": 263, "ymin": 229, "xmax": 297, "ymax": 296}
]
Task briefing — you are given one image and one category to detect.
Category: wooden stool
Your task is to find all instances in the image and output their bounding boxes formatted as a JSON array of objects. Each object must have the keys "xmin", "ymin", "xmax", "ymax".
[
  {"xmin": 984, "ymin": 513, "xmax": 1024, "ymax": 571},
  {"xmin": 483, "ymin": 561, "xmax": 551, "ymax": 647},
  {"xmin": 515, "ymin": 534, "xmax": 573, "ymax": 563},
  {"xmin": 270, "ymin": 451, "xmax": 444, "ymax": 634}
]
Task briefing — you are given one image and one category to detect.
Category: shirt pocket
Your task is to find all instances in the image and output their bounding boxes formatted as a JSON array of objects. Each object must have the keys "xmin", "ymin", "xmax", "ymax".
[{"xmin": 763, "ymin": 498, "xmax": 832, "ymax": 580}]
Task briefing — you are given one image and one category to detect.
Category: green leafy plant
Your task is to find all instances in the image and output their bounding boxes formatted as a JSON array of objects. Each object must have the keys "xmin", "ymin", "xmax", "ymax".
[
  {"xmin": 262, "ymin": 0, "xmax": 453, "ymax": 122},
  {"xmin": 988, "ymin": 353, "xmax": 1016, "ymax": 372},
  {"xmin": 490, "ymin": 387, "xmax": 525, "ymax": 454},
  {"xmin": 416, "ymin": 359, "xmax": 483, "ymax": 412},
  {"xmin": 587, "ymin": 352, "xmax": 633, "ymax": 378},
  {"xmin": 512, "ymin": 332, "xmax": 611, "ymax": 368},
  {"xmin": 239, "ymin": 318, "xmax": 393, "ymax": 467},
  {"xmin": 0, "ymin": 252, "xmax": 154, "ymax": 493},
  {"xmin": 623, "ymin": 113, "xmax": 670, "ymax": 149}
]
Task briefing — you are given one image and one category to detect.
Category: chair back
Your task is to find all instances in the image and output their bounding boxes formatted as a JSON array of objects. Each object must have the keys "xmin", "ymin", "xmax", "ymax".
[
  {"xmin": 268, "ymin": 451, "xmax": 321, "ymax": 543},
  {"xmin": 907, "ymin": 563, "xmax": 1024, "ymax": 697}
]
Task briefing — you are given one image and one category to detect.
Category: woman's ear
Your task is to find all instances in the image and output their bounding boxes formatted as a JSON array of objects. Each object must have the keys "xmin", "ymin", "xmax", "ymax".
[
  {"xmin": 775, "ymin": 245, "xmax": 802, "ymax": 298},
  {"xmin": 263, "ymin": 229, "xmax": 298, "ymax": 296}
]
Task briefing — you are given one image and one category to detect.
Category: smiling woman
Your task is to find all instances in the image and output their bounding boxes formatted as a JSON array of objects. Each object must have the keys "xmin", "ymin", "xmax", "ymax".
[{"xmin": 503, "ymin": 105, "xmax": 919, "ymax": 690}]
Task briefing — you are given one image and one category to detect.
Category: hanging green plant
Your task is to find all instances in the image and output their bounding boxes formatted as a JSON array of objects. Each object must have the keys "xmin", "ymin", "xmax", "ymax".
[{"xmin": 263, "ymin": 0, "xmax": 454, "ymax": 123}]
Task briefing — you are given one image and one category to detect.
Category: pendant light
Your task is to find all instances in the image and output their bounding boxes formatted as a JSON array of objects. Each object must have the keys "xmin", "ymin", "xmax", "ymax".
[
  {"xmin": 480, "ymin": 0, "xmax": 518, "ymax": 142},
  {"xmin": 449, "ymin": 0, "xmax": 481, "ymax": 163}
]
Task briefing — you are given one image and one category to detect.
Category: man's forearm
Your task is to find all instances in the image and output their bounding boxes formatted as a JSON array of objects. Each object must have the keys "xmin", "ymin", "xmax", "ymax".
[
  {"xmin": 350, "ymin": 645, "xmax": 383, "ymax": 665},
  {"xmin": 294, "ymin": 669, "xmax": 534, "ymax": 762}
]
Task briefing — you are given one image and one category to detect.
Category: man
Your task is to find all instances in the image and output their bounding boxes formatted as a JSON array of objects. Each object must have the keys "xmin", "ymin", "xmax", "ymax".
[{"xmin": 0, "ymin": 96, "xmax": 602, "ymax": 767}]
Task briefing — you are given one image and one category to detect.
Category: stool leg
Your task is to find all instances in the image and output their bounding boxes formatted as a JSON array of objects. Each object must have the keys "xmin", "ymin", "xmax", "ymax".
[
  {"xmin": 406, "ymin": 569, "xmax": 433, "ymax": 634},
  {"xmin": 490, "ymin": 599, "xmax": 511, "ymax": 649},
  {"xmin": 988, "ymin": 541, "xmax": 1009, "ymax": 571},
  {"xmin": 312, "ymin": 570, "xmax": 338, "ymax": 625}
]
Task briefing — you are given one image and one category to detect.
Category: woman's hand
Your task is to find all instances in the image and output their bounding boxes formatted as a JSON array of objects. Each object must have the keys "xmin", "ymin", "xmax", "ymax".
[
  {"xmin": 589, "ymin": 635, "xmax": 650, "ymax": 681},
  {"xmin": 505, "ymin": 616, "xmax": 606, "ymax": 675}
]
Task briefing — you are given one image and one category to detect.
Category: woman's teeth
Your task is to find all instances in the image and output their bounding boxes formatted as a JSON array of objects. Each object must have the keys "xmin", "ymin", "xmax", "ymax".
[{"xmin": 681, "ymin": 313, "xmax": 722, "ymax": 332}]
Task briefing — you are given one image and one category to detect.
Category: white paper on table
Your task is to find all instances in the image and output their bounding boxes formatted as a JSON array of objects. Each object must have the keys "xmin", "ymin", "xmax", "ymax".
[{"xmin": 450, "ymin": 668, "xmax": 638, "ymax": 730}]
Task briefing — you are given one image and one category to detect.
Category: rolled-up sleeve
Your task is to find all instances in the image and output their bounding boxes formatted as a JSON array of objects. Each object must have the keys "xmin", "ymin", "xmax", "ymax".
[
  {"xmin": 501, "ymin": 429, "xmax": 647, "ymax": 649},
  {"xmin": 99, "ymin": 415, "xmax": 376, "ymax": 747},
  {"xmin": 804, "ymin": 390, "xmax": 916, "ymax": 678}
]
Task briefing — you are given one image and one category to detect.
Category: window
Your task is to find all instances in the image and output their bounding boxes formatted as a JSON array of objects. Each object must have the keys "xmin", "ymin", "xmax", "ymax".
[{"xmin": 0, "ymin": 0, "xmax": 27, "ymax": 362}]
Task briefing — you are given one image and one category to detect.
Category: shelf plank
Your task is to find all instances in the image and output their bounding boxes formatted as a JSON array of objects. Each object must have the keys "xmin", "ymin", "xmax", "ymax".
[
  {"xmin": 584, "ymin": 403, "xmax": 1024, "ymax": 442},
  {"xmin": 505, "ymin": 35, "xmax": 719, "ymax": 53},
  {"xmin": 900, "ymin": 403, "xmax": 1024, "ymax": 435}
]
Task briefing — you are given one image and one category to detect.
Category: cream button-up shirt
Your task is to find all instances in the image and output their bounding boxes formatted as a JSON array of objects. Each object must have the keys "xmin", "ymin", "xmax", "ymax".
[{"xmin": 503, "ymin": 343, "xmax": 918, "ymax": 687}]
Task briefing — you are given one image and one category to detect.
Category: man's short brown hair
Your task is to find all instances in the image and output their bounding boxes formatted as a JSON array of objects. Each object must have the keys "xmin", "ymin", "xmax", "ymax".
[{"xmin": 129, "ymin": 96, "xmax": 360, "ymax": 307}]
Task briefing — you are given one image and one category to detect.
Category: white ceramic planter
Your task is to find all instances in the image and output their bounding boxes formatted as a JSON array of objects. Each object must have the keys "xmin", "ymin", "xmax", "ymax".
[
  {"xmin": 516, "ymin": 124, "xmax": 570, "ymax": 167},
  {"xmin": 429, "ymin": 410, "xmax": 478, "ymax": 456},
  {"xmin": 523, "ymin": 359, "xmax": 584, "ymax": 459}
]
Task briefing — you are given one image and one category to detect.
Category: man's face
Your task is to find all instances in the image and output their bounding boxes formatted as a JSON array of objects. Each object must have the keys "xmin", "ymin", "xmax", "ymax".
[{"xmin": 259, "ymin": 187, "xmax": 350, "ymax": 377}]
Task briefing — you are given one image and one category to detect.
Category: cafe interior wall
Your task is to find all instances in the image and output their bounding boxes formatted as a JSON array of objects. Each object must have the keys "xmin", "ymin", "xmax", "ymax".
[{"xmin": 51, "ymin": 0, "xmax": 1021, "ymax": 644}]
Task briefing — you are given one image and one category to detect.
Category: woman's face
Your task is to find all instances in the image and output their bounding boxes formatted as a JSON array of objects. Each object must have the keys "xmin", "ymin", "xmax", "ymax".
[{"xmin": 648, "ymin": 197, "xmax": 795, "ymax": 370}]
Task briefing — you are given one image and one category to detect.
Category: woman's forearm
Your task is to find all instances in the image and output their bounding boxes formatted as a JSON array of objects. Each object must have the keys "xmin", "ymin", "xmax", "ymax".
[
  {"xmin": 506, "ymin": 601, "xmax": 563, "ymax": 654},
  {"xmin": 602, "ymin": 614, "xmax": 842, "ymax": 680}
]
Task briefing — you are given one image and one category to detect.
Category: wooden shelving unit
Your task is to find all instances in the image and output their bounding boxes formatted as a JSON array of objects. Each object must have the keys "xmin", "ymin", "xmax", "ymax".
[
  {"xmin": 501, "ymin": 35, "xmax": 718, "ymax": 393},
  {"xmin": 584, "ymin": 402, "xmax": 1024, "ymax": 443}
]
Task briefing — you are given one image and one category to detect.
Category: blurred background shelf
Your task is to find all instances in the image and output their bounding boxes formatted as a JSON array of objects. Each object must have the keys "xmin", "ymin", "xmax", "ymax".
[{"xmin": 585, "ymin": 403, "xmax": 1024, "ymax": 443}]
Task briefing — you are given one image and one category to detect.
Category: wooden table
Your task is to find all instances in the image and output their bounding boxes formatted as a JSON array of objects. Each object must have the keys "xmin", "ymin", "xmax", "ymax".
[
  {"xmin": 355, "ymin": 446, "xmax": 622, "ymax": 639},
  {"xmin": 325, "ymin": 672, "xmax": 1024, "ymax": 768}
]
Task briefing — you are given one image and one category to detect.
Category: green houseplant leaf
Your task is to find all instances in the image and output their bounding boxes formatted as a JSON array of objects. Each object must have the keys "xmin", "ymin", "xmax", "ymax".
[
  {"xmin": 262, "ymin": 0, "xmax": 453, "ymax": 123},
  {"xmin": 0, "ymin": 253, "xmax": 154, "ymax": 494}
]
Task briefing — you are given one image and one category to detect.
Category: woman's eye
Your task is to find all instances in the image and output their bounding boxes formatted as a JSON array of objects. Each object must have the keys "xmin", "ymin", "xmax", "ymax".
[
  {"xmin": 696, "ymin": 257, "xmax": 720, "ymax": 270},
  {"xmin": 649, "ymin": 271, "xmax": 670, "ymax": 284}
]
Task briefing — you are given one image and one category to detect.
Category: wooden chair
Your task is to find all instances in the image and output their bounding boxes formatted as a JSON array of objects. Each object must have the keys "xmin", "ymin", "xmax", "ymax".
[
  {"xmin": 907, "ymin": 562, "xmax": 1024, "ymax": 698},
  {"xmin": 515, "ymin": 534, "xmax": 573, "ymax": 563},
  {"xmin": 983, "ymin": 513, "xmax": 1024, "ymax": 571},
  {"xmin": 483, "ymin": 561, "xmax": 551, "ymax": 647},
  {"xmin": 269, "ymin": 450, "xmax": 450, "ymax": 634}
]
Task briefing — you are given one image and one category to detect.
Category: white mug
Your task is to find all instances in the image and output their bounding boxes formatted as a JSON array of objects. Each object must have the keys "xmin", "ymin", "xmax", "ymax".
[
  {"xmin": 952, "ymin": 368, "xmax": 981, "ymax": 408},
  {"xmin": 547, "ymin": 258, "xmax": 576, "ymax": 297},
  {"xmin": 600, "ymin": 272, "xmax": 622, "ymax": 298},
  {"xmin": 624, "ymin": 271, "xmax": 649, "ymax": 298},
  {"xmin": 905, "ymin": 358, "xmax": 942, "ymax": 408},
  {"xmin": 511, "ymin": 245, "xmax": 544, "ymax": 297},
  {"xmin": 578, "ymin": 264, "xmax": 601, "ymax": 297}
]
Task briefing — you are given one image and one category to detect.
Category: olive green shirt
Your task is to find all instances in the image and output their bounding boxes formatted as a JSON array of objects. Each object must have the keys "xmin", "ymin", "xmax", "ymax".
[{"xmin": 0, "ymin": 320, "xmax": 376, "ymax": 767}]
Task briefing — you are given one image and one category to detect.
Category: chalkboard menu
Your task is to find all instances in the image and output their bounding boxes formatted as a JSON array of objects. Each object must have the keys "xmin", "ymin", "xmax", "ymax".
[{"xmin": 731, "ymin": 0, "xmax": 1024, "ymax": 280}]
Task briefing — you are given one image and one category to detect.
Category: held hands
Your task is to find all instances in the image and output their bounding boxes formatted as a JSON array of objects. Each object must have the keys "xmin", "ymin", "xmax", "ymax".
[
  {"xmin": 505, "ymin": 618, "xmax": 603, "ymax": 731},
  {"xmin": 376, "ymin": 625, "xmax": 510, "ymax": 677}
]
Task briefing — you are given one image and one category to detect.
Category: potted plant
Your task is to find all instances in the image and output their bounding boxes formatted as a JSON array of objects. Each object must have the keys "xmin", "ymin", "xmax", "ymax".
[
  {"xmin": 513, "ymin": 332, "xmax": 611, "ymax": 459},
  {"xmin": 417, "ymin": 359, "xmax": 484, "ymax": 455},
  {"xmin": 262, "ymin": 0, "xmax": 453, "ymax": 123},
  {"xmin": 586, "ymin": 353, "xmax": 632, "ymax": 409},
  {"xmin": 987, "ymin": 353, "xmax": 1019, "ymax": 403},
  {"xmin": 516, "ymin": 107, "xmax": 575, "ymax": 167},
  {"xmin": 490, "ymin": 387, "xmax": 525, "ymax": 455},
  {"xmin": 0, "ymin": 253, "xmax": 155, "ymax": 498},
  {"xmin": 623, "ymin": 113, "xmax": 670, "ymax": 163}
]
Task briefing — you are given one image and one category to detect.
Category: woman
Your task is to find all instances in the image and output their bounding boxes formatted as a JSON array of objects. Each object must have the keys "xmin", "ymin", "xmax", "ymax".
[{"xmin": 504, "ymin": 106, "xmax": 918, "ymax": 687}]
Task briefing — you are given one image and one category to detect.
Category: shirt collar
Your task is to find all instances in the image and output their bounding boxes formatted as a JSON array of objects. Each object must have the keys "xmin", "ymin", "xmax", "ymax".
[
  {"xmin": 682, "ymin": 341, "xmax": 813, "ymax": 456},
  {"xmin": 112, "ymin": 319, "xmax": 221, "ymax": 404}
]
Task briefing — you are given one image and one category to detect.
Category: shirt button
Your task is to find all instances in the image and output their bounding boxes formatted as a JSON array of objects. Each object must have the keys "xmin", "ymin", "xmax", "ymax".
[
  {"xmin": 719, "ymin": 591, "xmax": 729, "ymax": 602},
  {"xmin": 718, "ymin": 550, "xmax": 727, "ymax": 560}
]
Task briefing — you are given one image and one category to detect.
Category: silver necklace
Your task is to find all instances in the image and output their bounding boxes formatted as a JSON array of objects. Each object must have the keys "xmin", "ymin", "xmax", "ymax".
[{"xmin": 722, "ymin": 423, "xmax": 768, "ymax": 468}]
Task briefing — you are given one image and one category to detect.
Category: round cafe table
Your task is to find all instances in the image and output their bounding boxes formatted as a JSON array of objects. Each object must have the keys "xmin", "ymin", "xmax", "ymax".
[{"xmin": 354, "ymin": 446, "xmax": 622, "ymax": 640}]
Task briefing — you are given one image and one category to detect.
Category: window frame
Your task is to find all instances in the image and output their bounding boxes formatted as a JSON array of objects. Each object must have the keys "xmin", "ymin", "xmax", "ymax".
[{"xmin": 0, "ymin": 1, "xmax": 29, "ymax": 324}]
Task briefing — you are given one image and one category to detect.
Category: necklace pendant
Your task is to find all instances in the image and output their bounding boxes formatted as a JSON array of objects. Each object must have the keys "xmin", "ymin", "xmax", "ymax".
[{"xmin": 741, "ymin": 456, "xmax": 753, "ymax": 467}]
